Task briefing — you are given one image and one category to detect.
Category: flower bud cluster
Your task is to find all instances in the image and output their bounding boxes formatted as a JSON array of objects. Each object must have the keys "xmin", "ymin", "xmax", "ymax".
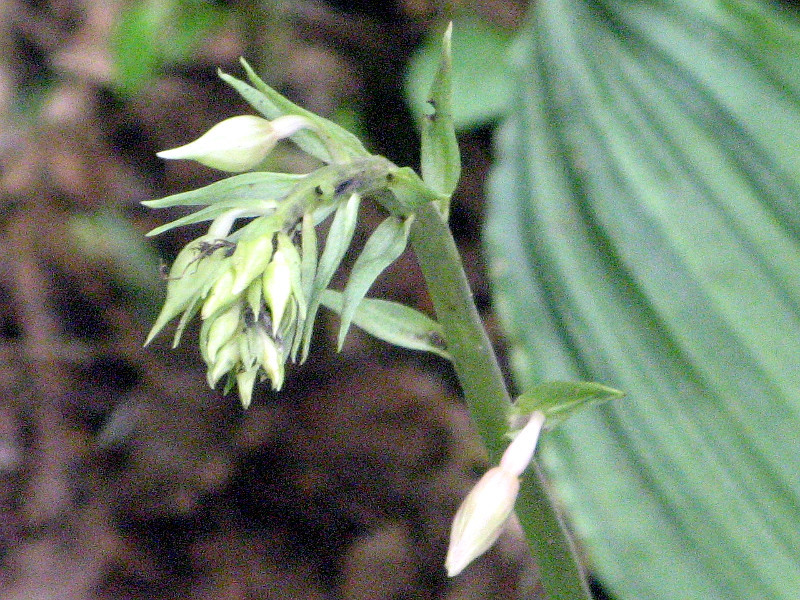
[{"xmin": 197, "ymin": 231, "xmax": 305, "ymax": 407}]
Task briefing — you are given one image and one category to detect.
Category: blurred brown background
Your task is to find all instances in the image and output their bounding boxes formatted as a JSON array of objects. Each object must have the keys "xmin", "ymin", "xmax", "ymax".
[{"xmin": 0, "ymin": 1, "xmax": 539, "ymax": 598}]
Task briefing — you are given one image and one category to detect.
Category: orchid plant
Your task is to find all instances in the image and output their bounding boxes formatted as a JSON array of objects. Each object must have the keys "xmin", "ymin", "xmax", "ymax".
[{"xmin": 144, "ymin": 25, "xmax": 621, "ymax": 599}]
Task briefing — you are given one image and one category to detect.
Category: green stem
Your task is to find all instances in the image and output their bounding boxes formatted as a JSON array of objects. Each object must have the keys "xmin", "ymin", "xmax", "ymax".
[{"xmin": 409, "ymin": 202, "xmax": 591, "ymax": 600}]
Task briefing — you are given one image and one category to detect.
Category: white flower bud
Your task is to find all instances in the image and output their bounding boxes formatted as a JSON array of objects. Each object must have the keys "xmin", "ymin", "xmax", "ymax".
[
  {"xmin": 201, "ymin": 269, "xmax": 236, "ymax": 319},
  {"xmin": 236, "ymin": 368, "xmax": 259, "ymax": 409},
  {"xmin": 207, "ymin": 339, "xmax": 240, "ymax": 388},
  {"xmin": 156, "ymin": 115, "xmax": 310, "ymax": 172},
  {"xmin": 254, "ymin": 328, "xmax": 284, "ymax": 390},
  {"xmin": 231, "ymin": 235, "xmax": 274, "ymax": 296},
  {"xmin": 500, "ymin": 411, "xmax": 545, "ymax": 477},
  {"xmin": 245, "ymin": 278, "xmax": 264, "ymax": 320},
  {"xmin": 446, "ymin": 410, "xmax": 545, "ymax": 577},
  {"xmin": 445, "ymin": 466, "xmax": 519, "ymax": 577},
  {"xmin": 276, "ymin": 232, "xmax": 306, "ymax": 319}
]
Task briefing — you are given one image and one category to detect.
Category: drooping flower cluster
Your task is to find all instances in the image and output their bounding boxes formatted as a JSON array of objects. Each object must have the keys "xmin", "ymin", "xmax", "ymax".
[
  {"xmin": 196, "ymin": 230, "xmax": 303, "ymax": 405},
  {"xmin": 144, "ymin": 60, "xmax": 446, "ymax": 407},
  {"xmin": 145, "ymin": 210, "xmax": 303, "ymax": 407}
]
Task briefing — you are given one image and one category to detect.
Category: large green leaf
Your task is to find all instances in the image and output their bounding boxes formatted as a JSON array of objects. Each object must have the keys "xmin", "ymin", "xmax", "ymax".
[{"xmin": 485, "ymin": 1, "xmax": 800, "ymax": 599}]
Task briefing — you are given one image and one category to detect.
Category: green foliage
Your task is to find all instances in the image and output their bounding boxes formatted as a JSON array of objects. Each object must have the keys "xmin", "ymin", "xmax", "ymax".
[
  {"xmin": 300, "ymin": 192, "xmax": 361, "ymax": 361},
  {"xmin": 142, "ymin": 172, "xmax": 302, "ymax": 236},
  {"xmin": 405, "ymin": 14, "xmax": 515, "ymax": 131},
  {"xmin": 485, "ymin": 0, "xmax": 800, "ymax": 598},
  {"xmin": 112, "ymin": 0, "xmax": 228, "ymax": 95},
  {"xmin": 320, "ymin": 289, "xmax": 450, "ymax": 360},
  {"xmin": 68, "ymin": 210, "xmax": 163, "ymax": 315},
  {"xmin": 510, "ymin": 382, "xmax": 623, "ymax": 431},
  {"xmin": 336, "ymin": 215, "xmax": 413, "ymax": 349},
  {"xmin": 419, "ymin": 23, "xmax": 461, "ymax": 214}
]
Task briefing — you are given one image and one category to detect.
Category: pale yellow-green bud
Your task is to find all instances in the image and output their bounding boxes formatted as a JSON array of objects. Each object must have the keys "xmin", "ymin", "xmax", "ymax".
[
  {"xmin": 156, "ymin": 114, "xmax": 310, "ymax": 172},
  {"xmin": 204, "ymin": 303, "xmax": 242, "ymax": 364},
  {"xmin": 445, "ymin": 466, "xmax": 519, "ymax": 577},
  {"xmin": 207, "ymin": 339, "xmax": 240, "ymax": 388},
  {"xmin": 201, "ymin": 269, "xmax": 236, "ymax": 319},
  {"xmin": 238, "ymin": 330, "xmax": 257, "ymax": 371},
  {"xmin": 255, "ymin": 328, "xmax": 284, "ymax": 390},
  {"xmin": 236, "ymin": 368, "xmax": 259, "ymax": 409},
  {"xmin": 262, "ymin": 247, "xmax": 292, "ymax": 334},
  {"xmin": 500, "ymin": 411, "xmax": 545, "ymax": 477},
  {"xmin": 245, "ymin": 278, "xmax": 264, "ymax": 320},
  {"xmin": 276, "ymin": 232, "xmax": 306, "ymax": 320},
  {"xmin": 231, "ymin": 235, "xmax": 274, "ymax": 296}
]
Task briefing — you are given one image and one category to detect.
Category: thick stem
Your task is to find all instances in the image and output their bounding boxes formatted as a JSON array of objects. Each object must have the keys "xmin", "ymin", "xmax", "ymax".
[{"xmin": 409, "ymin": 202, "xmax": 591, "ymax": 600}]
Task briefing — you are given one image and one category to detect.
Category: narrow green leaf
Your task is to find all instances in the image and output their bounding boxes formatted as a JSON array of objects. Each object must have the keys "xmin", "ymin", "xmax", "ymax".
[
  {"xmin": 219, "ymin": 60, "xmax": 368, "ymax": 163},
  {"xmin": 145, "ymin": 202, "xmax": 265, "ymax": 237},
  {"xmin": 337, "ymin": 215, "xmax": 412, "ymax": 348},
  {"xmin": 321, "ymin": 289, "xmax": 450, "ymax": 360},
  {"xmin": 420, "ymin": 22, "xmax": 461, "ymax": 207},
  {"xmin": 240, "ymin": 59, "xmax": 369, "ymax": 159},
  {"xmin": 171, "ymin": 293, "xmax": 202, "ymax": 347},
  {"xmin": 294, "ymin": 211, "xmax": 318, "ymax": 360},
  {"xmin": 218, "ymin": 70, "xmax": 330, "ymax": 162},
  {"xmin": 405, "ymin": 14, "xmax": 516, "ymax": 131},
  {"xmin": 511, "ymin": 382, "xmax": 624, "ymax": 431},
  {"xmin": 300, "ymin": 193, "xmax": 361, "ymax": 360},
  {"xmin": 142, "ymin": 172, "xmax": 302, "ymax": 209}
]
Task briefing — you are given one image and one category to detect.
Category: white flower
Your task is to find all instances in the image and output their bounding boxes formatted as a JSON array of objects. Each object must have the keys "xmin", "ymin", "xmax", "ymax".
[{"xmin": 157, "ymin": 114, "xmax": 310, "ymax": 172}]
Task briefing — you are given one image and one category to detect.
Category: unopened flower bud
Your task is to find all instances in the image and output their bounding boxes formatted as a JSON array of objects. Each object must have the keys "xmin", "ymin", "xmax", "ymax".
[
  {"xmin": 231, "ymin": 235, "xmax": 274, "ymax": 296},
  {"xmin": 207, "ymin": 339, "xmax": 240, "ymax": 388},
  {"xmin": 245, "ymin": 279, "xmax": 264, "ymax": 320},
  {"xmin": 236, "ymin": 368, "xmax": 259, "ymax": 409},
  {"xmin": 276, "ymin": 232, "xmax": 306, "ymax": 319},
  {"xmin": 262, "ymin": 247, "xmax": 292, "ymax": 334},
  {"xmin": 201, "ymin": 269, "xmax": 236, "ymax": 319},
  {"xmin": 446, "ymin": 411, "xmax": 546, "ymax": 577},
  {"xmin": 445, "ymin": 466, "xmax": 519, "ymax": 577},
  {"xmin": 157, "ymin": 114, "xmax": 310, "ymax": 172},
  {"xmin": 204, "ymin": 303, "xmax": 242, "ymax": 363},
  {"xmin": 500, "ymin": 411, "xmax": 545, "ymax": 477},
  {"xmin": 255, "ymin": 328, "xmax": 284, "ymax": 390}
]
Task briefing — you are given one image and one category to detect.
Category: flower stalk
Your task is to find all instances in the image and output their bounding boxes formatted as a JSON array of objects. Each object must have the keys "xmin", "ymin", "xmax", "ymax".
[{"xmin": 409, "ymin": 202, "xmax": 592, "ymax": 599}]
